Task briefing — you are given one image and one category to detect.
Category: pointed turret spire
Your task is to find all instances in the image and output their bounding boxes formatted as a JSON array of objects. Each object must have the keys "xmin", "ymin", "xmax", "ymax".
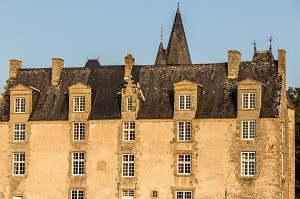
[
  {"xmin": 166, "ymin": 3, "xmax": 192, "ymax": 65},
  {"xmin": 155, "ymin": 26, "xmax": 167, "ymax": 65}
]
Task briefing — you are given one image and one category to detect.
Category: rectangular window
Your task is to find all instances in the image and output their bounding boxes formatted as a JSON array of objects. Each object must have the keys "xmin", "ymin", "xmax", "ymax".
[
  {"xmin": 179, "ymin": 95, "xmax": 191, "ymax": 110},
  {"xmin": 127, "ymin": 98, "xmax": 133, "ymax": 111},
  {"xmin": 152, "ymin": 190, "xmax": 158, "ymax": 198},
  {"xmin": 122, "ymin": 190, "xmax": 134, "ymax": 199},
  {"xmin": 13, "ymin": 152, "xmax": 25, "ymax": 175},
  {"xmin": 242, "ymin": 93, "xmax": 255, "ymax": 109},
  {"xmin": 14, "ymin": 124, "xmax": 26, "ymax": 141},
  {"xmin": 12, "ymin": 197, "xmax": 23, "ymax": 199},
  {"xmin": 241, "ymin": 152, "xmax": 256, "ymax": 176},
  {"xmin": 242, "ymin": 121, "xmax": 256, "ymax": 140},
  {"xmin": 122, "ymin": 154, "xmax": 134, "ymax": 178},
  {"xmin": 71, "ymin": 189, "xmax": 84, "ymax": 199},
  {"xmin": 178, "ymin": 121, "xmax": 191, "ymax": 141},
  {"xmin": 72, "ymin": 152, "xmax": 85, "ymax": 175},
  {"xmin": 14, "ymin": 98, "xmax": 25, "ymax": 113},
  {"xmin": 74, "ymin": 96, "xmax": 85, "ymax": 112},
  {"xmin": 123, "ymin": 122, "xmax": 135, "ymax": 141},
  {"xmin": 177, "ymin": 154, "xmax": 191, "ymax": 175},
  {"xmin": 73, "ymin": 123, "xmax": 85, "ymax": 141},
  {"xmin": 176, "ymin": 191, "xmax": 192, "ymax": 199}
]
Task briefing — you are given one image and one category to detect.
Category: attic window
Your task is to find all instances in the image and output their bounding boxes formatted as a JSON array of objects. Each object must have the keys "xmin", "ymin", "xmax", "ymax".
[
  {"xmin": 74, "ymin": 96, "xmax": 85, "ymax": 112},
  {"xmin": 14, "ymin": 97, "xmax": 25, "ymax": 113},
  {"xmin": 127, "ymin": 97, "xmax": 133, "ymax": 111},
  {"xmin": 179, "ymin": 95, "xmax": 191, "ymax": 110},
  {"xmin": 242, "ymin": 93, "xmax": 255, "ymax": 109}
]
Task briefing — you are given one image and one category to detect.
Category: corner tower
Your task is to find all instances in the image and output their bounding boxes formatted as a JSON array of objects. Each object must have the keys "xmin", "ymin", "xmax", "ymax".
[{"xmin": 155, "ymin": 3, "xmax": 192, "ymax": 65}]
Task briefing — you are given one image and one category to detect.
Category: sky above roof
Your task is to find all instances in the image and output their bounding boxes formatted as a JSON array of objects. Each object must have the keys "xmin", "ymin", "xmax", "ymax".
[{"xmin": 0, "ymin": 0, "xmax": 299, "ymax": 93}]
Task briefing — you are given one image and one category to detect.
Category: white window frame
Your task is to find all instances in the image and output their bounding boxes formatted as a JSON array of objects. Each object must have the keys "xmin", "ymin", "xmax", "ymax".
[
  {"xmin": 241, "ymin": 152, "xmax": 256, "ymax": 176},
  {"xmin": 179, "ymin": 95, "xmax": 191, "ymax": 110},
  {"xmin": 127, "ymin": 97, "xmax": 133, "ymax": 111},
  {"xmin": 71, "ymin": 189, "xmax": 85, "ymax": 199},
  {"xmin": 242, "ymin": 121, "xmax": 256, "ymax": 140},
  {"xmin": 178, "ymin": 121, "xmax": 191, "ymax": 141},
  {"xmin": 176, "ymin": 191, "xmax": 193, "ymax": 199},
  {"xmin": 73, "ymin": 123, "xmax": 85, "ymax": 141},
  {"xmin": 12, "ymin": 197, "xmax": 23, "ymax": 199},
  {"xmin": 13, "ymin": 124, "xmax": 26, "ymax": 141},
  {"xmin": 122, "ymin": 154, "xmax": 135, "ymax": 178},
  {"xmin": 13, "ymin": 152, "xmax": 25, "ymax": 176},
  {"xmin": 14, "ymin": 97, "xmax": 26, "ymax": 113},
  {"xmin": 72, "ymin": 152, "xmax": 85, "ymax": 176},
  {"xmin": 122, "ymin": 190, "xmax": 134, "ymax": 199},
  {"xmin": 123, "ymin": 122, "xmax": 135, "ymax": 141},
  {"xmin": 242, "ymin": 93, "xmax": 255, "ymax": 109},
  {"xmin": 177, "ymin": 154, "xmax": 191, "ymax": 175},
  {"xmin": 73, "ymin": 96, "xmax": 85, "ymax": 112}
]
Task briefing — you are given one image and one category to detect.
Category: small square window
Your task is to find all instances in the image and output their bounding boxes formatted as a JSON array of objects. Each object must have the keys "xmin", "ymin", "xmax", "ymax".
[
  {"xmin": 14, "ymin": 98, "xmax": 25, "ymax": 113},
  {"xmin": 72, "ymin": 152, "xmax": 85, "ymax": 175},
  {"xmin": 14, "ymin": 124, "xmax": 26, "ymax": 141},
  {"xmin": 74, "ymin": 96, "xmax": 85, "ymax": 112},
  {"xmin": 179, "ymin": 95, "xmax": 191, "ymax": 110},
  {"xmin": 178, "ymin": 121, "xmax": 191, "ymax": 141},
  {"xmin": 13, "ymin": 152, "xmax": 25, "ymax": 175},
  {"xmin": 123, "ymin": 122, "xmax": 135, "ymax": 141},
  {"xmin": 122, "ymin": 190, "xmax": 134, "ymax": 199},
  {"xmin": 73, "ymin": 123, "xmax": 85, "ymax": 141},
  {"xmin": 177, "ymin": 154, "xmax": 191, "ymax": 175},
  {"xmin": 71, "ymin": 189, "xmax": 84, "ymax": 199},
  {"xmin": 122, "ymin": 154, "xmax": 135, "ymax": 178},
  {"xmin": 242, "ymin": 121, "xmax": 256, "ymax": 140},
  {"xmin": 242, "ymin": 93, "xmax": 255, "ymax": 109},
  {"xmin": 127, "ymin": 98, "xmax": 133, "ymax": 111},
  {"xmin": 176, "ymin": 191, "xmax": 192, "ymax": 199},
  {"xmin": 241, "ymin": 152, "xmax": 256, "ymax": 176}
]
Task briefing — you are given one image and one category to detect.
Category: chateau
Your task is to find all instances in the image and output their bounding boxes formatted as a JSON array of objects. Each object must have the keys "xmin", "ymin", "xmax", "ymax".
[{"xmin": 0, "ymin": 5, "xmax": 295, "ymax": 199}]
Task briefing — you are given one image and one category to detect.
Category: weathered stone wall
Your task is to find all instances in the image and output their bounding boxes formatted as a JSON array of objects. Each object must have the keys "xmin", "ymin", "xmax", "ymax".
[{"xmin": 0, "ymin": 117, "xmax": 289, "ymax": 198}]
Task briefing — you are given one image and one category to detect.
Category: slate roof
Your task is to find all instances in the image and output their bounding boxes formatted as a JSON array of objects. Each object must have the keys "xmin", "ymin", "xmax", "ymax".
[{"xmin": 0, "ymin": 56, "xmax": 282, "ymax": 121}]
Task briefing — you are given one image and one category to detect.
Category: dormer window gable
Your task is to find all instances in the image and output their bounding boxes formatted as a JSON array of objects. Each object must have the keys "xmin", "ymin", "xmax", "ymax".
[
  {"xmin": 68, "ymin": 83, "xmax": 92, "ymax": 121},
  {"xmin": 237, "ymin": 78, "xmax": 264, "ymax": 119},
  {"xmin": 9, "ymin": 84, "xmax": 39, "ymax": 122},
  {"xmin": 121, "ymin": 79, "xmax": 145, "ymax": 120},
  {"xmin": 173, "ymin": 80, "xmax": 202, "ymax": 119}
]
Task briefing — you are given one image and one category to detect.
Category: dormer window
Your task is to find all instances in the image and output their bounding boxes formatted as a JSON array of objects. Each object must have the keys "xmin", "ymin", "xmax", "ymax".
[
  {"xmin": 242, "ymin": 93, "xmax": 255, "ymax": 109},
  {"xmin": 179, "ymin": 95, "xmax": 191, "ymax": 110},
  {"xmin": 127, "ymin": 97, "xmax": 133, "ymax": 111},
  {"xmin": 74, "ymin": 96, "xmax": 85, "ymax": 112},
  {"xmin": 14, "ymin": 97, "xmax": 26, "ymax": 113}
]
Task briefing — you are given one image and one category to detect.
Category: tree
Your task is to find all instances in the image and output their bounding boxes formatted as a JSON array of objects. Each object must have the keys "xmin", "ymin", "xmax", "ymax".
[{"xmin": 287, "ymin": 87, "xmax": 300, "ymax": 198}]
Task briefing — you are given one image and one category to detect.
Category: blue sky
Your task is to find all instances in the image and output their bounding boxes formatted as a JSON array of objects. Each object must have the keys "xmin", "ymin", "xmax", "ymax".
[{"xmin": 0, "ymin": 0, "xmax": 300, "ymax": 93}]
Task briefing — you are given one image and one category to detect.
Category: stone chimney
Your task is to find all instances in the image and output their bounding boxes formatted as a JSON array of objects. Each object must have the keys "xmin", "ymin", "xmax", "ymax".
[
  {"xmin": 124, "ymin": 54, "xmax": 135, "ymax": 80},
  {"xmin": 228, "ymin": 50, "xmax": 242, "ymax": 79},
  {"xmin": 51, "ymin": 58, "xmax": 64, "ymax": 86},
  {"xmin": 9, "ymin": 59, "xmax": 22, "ymax": 79},
  {"xmin": 277, "ymin": 49, "xmax": 286, "ymax": 76}
]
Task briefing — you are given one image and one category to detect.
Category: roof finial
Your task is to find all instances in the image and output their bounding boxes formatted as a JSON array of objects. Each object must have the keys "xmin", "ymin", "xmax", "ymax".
[
  {"xmin": 252, "ymin": 38, "xmax": 258, "ymax": 52},
  {"xmin": 268, "ymin": 35, "xmax": 275, "ymax": 51},
  {"xmin": 177, "ymin": 1, "xmax": 180, "ymax": 13},
  {"xmin": 160, "ymin": 25, "xmax": 163, "ymax": 43}
]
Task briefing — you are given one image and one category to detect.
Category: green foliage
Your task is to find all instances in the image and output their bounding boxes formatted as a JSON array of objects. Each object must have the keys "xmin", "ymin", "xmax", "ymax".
[{"xmin": 287, "ymin": 87, "xmax": 300, "ymax": 198}]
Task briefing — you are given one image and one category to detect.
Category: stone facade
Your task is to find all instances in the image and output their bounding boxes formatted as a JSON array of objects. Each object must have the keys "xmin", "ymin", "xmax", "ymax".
[{"xmin": 0, "ymin": 4, "xmax": 295, "ymax": 199}]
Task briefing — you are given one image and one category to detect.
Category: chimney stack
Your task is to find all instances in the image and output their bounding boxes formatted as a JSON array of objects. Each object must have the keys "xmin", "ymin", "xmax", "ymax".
[
  {"xmin": 51, "ymin": 58, "xmax": 64, "ymax": 86},
  {"xmin": 277, "ymin": 49, "xmax": 286, "ymax": 77},
  {"xmin": 124, "ymin": 54, "xmax": 135, "ymax": 80},
  {"xmin": 227, "ymin": 50, "xmax": 242, "ymax": 79},
  {"xmin": 9, "ymin": 59, "xmax": 22, "ymax": 79}
]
